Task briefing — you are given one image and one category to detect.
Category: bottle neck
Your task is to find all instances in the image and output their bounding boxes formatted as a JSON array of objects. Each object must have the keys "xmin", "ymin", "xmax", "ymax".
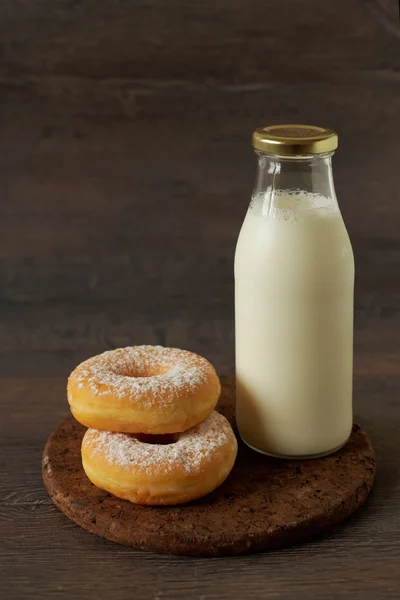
[{"xmin": 253, "ymin": 151, "xmax": 336, "ymax": 200}]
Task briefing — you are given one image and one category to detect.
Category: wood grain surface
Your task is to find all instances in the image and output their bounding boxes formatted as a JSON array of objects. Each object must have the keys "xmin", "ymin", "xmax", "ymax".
[{"xmin": 1, "ymin": 0, "xmax": 400, "ymax": 597}]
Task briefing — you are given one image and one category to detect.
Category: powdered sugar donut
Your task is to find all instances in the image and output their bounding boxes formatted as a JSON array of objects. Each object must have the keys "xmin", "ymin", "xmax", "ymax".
[
  {"xmin": 81, "ymin": 411, "xmax": 238, "ymax": 505},
  {"xmin": 68, "ymin": 346, "xmax": 221, "ymax": 434}
]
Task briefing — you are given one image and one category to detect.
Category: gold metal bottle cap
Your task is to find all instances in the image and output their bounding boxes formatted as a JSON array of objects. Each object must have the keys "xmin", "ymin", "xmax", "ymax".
[{"xmin": 252, "ymin": 124, "xmax": 338, "ymax": 155}]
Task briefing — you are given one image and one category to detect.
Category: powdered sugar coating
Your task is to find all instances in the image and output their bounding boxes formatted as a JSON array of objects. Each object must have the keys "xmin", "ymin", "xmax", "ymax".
[
  {"xmin": 83, "ymin": 411, "xmax": 235, "ymax": 475},
  {"xmin": 70, "ymin": 345, "xmax": 216, "ymax": 408}
]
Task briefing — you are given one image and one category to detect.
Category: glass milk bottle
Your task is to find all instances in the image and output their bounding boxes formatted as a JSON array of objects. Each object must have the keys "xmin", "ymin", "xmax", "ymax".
[{"xmin": 235, "ymin": 125, "xmax": 354, "ymax": 458}]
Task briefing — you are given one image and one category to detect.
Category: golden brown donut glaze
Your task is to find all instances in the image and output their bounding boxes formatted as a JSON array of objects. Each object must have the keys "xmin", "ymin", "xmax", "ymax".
[
  {"xmin": 68, "ymin": 346, "xmax": 221, "ymax": 434},
  {"xmin": 81, "ymin": 411, "xmax": 238, "ymax": 505}
]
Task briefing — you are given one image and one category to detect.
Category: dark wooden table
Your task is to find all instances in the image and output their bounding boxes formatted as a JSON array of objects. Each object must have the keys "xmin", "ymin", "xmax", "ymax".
[{"xmin": 1, "ymin": 1, "xmax": 400, "ymax": 598}]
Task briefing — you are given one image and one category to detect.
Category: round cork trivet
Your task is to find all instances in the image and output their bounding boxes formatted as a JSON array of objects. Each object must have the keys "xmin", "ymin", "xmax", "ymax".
[{"xmin": 42, "ymin": 376, "xmax": 376, "ymax": 556}]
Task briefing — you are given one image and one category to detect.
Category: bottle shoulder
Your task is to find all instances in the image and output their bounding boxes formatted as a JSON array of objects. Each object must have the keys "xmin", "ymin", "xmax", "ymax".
[{"xmin": 234, "ymin": 207, "xmax": 354, "ymax": 280}]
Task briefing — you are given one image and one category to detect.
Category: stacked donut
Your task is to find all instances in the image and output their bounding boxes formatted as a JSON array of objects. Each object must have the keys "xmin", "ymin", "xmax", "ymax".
[{"xmin": 68, "ymin": 346, "xmax": 237, "ymax": 505}]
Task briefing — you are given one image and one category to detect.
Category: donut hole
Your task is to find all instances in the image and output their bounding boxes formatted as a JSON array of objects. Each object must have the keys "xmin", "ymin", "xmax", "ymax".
[
  {"xmin": 135, "ymin": 433, "xmax": 179, "ymax": 445},
  {"xmin": 116, "ymin": 365, "xmax": 169, "ymax": 379}
]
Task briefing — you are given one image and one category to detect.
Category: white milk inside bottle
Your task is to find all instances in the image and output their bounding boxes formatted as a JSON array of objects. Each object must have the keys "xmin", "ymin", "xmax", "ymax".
[{"xmin": 235, "ymin": 125, "xmax": 354, "ymax": 458}]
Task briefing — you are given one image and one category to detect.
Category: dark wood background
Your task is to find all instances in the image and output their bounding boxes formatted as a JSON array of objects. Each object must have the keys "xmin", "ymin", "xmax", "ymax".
[{"xmin": 1, "ymin": 1, "xmax": 399, "ymax": 598}]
